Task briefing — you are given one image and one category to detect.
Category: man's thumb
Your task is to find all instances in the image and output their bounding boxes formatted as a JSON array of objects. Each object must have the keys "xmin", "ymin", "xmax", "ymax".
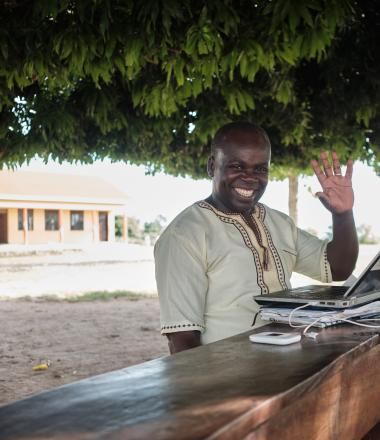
[{"xmin": 316, "ymin": 192, "xmax": 330, "ymax": 208}]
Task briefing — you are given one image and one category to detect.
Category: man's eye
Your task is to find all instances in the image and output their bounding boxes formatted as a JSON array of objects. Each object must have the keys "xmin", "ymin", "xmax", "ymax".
[
  {"xmin": 230, "ymin": 164, "xmax": 243, "ymax": 170},
  {"xmin": 255, "ymin": 166, "xmax": 268, "ymax": 174}
]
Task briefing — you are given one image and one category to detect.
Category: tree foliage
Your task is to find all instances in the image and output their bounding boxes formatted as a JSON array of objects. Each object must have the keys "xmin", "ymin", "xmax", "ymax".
[
  {"xmin": 0, "ymin": 0, "xmax": 379, "ymax": 178},
  {"xmin": 144, "ymin": 214, "xmax": 167, "ymax": 241},
  {"xmin": 127, "ymin": 216, "xmax": 143, "ymax": 240}
]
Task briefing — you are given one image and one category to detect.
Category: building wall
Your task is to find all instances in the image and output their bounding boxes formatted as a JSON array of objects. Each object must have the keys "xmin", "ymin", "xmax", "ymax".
[
  {"xmin": 60, "ymin": 210, "xmax": 95, "ymax": 244},
  {"xmin": 6, "ymin": 208, "xmax": 112, "ymax": 245}
]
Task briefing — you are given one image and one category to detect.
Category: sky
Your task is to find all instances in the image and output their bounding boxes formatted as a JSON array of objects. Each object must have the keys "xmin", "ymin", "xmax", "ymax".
[{"xmin": 17, "ymin": 157, "xmax": 380, "ymax": 240}]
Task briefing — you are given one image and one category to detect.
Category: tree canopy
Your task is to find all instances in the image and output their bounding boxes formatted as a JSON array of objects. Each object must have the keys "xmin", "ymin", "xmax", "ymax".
[{"xmin": 0, "ymin": 0, "xmax": 379, "ymax": 178}]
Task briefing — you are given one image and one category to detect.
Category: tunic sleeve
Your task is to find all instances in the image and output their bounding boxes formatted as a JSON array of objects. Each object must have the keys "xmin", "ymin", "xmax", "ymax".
[
  {"xmin": 294, "ymin": 227, "xmax": 332, "ymax": 283},
  {"xmin": 154, "ymin": 229, "xmax": 208, "ymax": 335}
]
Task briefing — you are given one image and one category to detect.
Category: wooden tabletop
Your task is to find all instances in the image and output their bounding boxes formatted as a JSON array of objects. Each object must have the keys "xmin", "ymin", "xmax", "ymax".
[{"xmin": 1, "ymin": 324, "xmax": 380, "ymax": 440}]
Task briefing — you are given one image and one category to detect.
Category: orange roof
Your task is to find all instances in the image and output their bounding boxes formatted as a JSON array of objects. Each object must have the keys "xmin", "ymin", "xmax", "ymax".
[{"xmin": 0, "ymin": 170, "xmax": 128, "ymax": 205}]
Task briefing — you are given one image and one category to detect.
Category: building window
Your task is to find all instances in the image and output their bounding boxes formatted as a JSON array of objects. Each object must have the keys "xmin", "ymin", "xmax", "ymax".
[
  {"xmin": 18, "ymin": 209, "xmax": 34, "ymax": 231},
  {"xmin": 45, "ymin": 210, "xmax": 59, "ymax": 231},
  {"xmin": 70, "ymin": 211, "xmax": 84, "ymax": 230},
  {"xmin": 17, "ymin": 210, "xmax": 22, "ymax": 230}
]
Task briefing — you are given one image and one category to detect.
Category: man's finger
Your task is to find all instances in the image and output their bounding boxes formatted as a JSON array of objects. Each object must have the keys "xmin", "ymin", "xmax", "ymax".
[
  {"xmin": 311, "ymin": 159, "xmax": 326, "ymax": 185},
  {"xmin": 332, "ymin": 151, "xmax": 342, "ymax": 176},
  {"xmin": 345, "ymin": 159, "xmax": 354, "ymax": 179},
  {"xmin": 320, "ymin": 151, "xmax": 333, "ymax": 177}
]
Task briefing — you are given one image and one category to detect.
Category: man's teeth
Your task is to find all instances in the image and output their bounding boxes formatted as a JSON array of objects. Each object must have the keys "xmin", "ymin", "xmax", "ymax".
[{"xmin": 235, "ymin": 188, "xmax": 254, "ymax": 198}]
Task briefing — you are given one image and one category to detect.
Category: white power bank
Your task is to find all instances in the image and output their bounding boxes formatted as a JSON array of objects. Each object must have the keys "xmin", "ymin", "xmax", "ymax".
[{"xmin": 249, "ymin": 331, "xmax": 301, "ymax": 345}]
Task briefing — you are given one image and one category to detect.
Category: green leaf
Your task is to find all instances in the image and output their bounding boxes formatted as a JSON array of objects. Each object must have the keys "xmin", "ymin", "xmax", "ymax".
[
  {"xmin": 299, "ymin": 5, "xmax": 314, "ymax": 27},
  {"xmin": 288, "ymin": 9, "xmax": 300, "ymax": 33},
  {"xmin": 114, "ymin": 56, "xmax": 126, "ymax": 75},
  {"xmin": 0, "ymin": 41, "xmax": 8, "ymax": 60},
  {"xmin": 198, "ymin": 39, "xmax": 209, "ymax": 55},
  {"xmin": 173, "ymin": 59, "xmax": 185, "ymax": 86},
  {"xmin": 239, "ymin": 53, "xmax": 248, "ymax": 77}
]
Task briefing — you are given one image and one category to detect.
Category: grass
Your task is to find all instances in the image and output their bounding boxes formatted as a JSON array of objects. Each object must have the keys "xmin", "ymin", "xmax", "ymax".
[
  {"xmin": 67, "ymin": 291, "xmax": 156, "ymax": 302},
  {"xmin": 17, "ymin": 291, "xmax": 157, "ymax": 302}
]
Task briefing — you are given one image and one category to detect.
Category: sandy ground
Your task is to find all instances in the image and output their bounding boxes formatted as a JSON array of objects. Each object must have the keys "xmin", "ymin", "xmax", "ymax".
[
  {"xmin": 0, "ymin": 297, "xmax": 169, "ymax": 406},
  {"xmin": 0, "ymin": 243, "xmax": 378, "ymax": 407},
  {"xmin": 0, "ymin": 243, "xmax": 167, "ymax": 406},
  {"xmin": 0, "ymin": 243, "xmax": 157, "ymax": 298}
]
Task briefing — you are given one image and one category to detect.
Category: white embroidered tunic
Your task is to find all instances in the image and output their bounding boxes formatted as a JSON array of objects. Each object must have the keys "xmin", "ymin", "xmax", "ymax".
[{"xmin": 154, "ymin": 201, "xmax": 332, "ymax": 345}]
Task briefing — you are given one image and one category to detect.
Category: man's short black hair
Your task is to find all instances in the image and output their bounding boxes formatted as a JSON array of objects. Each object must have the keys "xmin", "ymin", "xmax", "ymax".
[{"xmin": 211, "ymin": 121, "xmax": 270, "ymax": 154}]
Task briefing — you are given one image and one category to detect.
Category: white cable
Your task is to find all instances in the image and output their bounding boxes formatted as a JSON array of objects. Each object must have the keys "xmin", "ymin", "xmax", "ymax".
[
  {"xmin": 302, "ymin": 316, "xmax": 380, "ymax": 336},
  {"xmin": 283, "ymin": 303, "xmax": 380, "ymax": 338},
  {"xmin": 337, "ymin": 318, "xmax": 380, "ymax": 329},
  {"xmin": 303, "ymin": 317, "xmax": 327, "ymax": 335},
  {"xmin": 288, "ymin": 303, "xmax": 315, "ymax": 328},
  {"xmin": 288, "ymin": 302, "xmax": 333, "ymax": 331}
]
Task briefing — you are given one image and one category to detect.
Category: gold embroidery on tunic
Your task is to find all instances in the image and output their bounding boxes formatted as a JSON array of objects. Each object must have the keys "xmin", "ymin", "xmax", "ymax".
[{"xmin": 198, "ymin": 201, "xmax": 287, "ymax": 294}]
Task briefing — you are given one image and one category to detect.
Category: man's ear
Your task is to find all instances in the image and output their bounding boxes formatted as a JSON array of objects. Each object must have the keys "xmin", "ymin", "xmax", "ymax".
[{"xmin": 207, "ymin": 155, "xmax": 215, "ymax": 177}]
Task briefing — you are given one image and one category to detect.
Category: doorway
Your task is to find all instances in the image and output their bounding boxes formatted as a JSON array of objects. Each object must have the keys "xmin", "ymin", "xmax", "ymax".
[
  {"xmin": 98, "ymin": 212, "xmax": 108, "ymax": 241},
  {"xmin": 0, "ymin": 211, "xmax": 8, "ymax": 243}
]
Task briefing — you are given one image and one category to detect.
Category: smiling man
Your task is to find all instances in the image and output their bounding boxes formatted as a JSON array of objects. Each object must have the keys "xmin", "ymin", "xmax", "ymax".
[
  {"xmin": 208, "ymin": 123, "xmax": 271, "ymax": 214},
  {"xmin": 154, "ymin": 121, "xmax": 358, "ymax": 354}
]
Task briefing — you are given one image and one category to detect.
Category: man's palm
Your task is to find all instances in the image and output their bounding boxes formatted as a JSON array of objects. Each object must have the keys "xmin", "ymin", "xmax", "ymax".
[{"xmin": 311, "ymin": 151, "xmax": 354, "ymax": 215}]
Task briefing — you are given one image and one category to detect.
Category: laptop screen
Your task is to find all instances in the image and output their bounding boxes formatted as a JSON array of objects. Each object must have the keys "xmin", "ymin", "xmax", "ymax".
[{"xmin": 348, "ymin": 255, "xmax": 380, "ymax": 297}]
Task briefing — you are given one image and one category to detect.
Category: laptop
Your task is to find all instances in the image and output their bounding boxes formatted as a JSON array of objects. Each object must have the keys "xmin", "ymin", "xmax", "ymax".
[{"xmin": 254, "ymin": 251, "xmax": 380, "ymax": 309}]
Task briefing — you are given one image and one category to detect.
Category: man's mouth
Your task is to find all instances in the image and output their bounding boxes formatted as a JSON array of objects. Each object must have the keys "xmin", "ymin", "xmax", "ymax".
[{"xmin": 233, "ymin": 188, "xmax": 255, "ymax": 198}]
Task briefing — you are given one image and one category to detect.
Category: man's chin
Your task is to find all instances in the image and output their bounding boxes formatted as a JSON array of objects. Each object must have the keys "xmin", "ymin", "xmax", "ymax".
[
  {"xmin": 210, "ymin": 193, "xmax": 261, "ymax": 213},
  {"xmin": 230, "ymin": 199, "xmax": 257, "ymax": 213}
]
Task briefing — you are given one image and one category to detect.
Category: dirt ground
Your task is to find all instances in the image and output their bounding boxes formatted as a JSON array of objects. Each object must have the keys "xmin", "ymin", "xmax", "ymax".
[
  {"xmin": 0, "ymin": 297, "xmax": 169, "ymax": 406},
  {"xmin": 0, "ymin": 243, "xmax": 158, "ymax": 298},
  {"xmin": 0, "ymin": 244, "xmax": 170, "ymax": 407},
  {"xmin": 0, "ymin": 243, "xmax": 378, "ymax": 408}
]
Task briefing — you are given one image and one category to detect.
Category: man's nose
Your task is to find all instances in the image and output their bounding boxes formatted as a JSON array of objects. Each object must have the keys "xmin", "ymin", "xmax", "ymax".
[{"xmin": 241, "ymin": 169, "xmax": 259, "ymax": 180}]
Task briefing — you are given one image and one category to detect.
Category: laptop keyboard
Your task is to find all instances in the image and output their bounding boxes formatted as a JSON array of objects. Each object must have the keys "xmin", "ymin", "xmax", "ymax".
[{"xmin": 290, "ymin": 286, "xmax": 348, "ymax": 299}]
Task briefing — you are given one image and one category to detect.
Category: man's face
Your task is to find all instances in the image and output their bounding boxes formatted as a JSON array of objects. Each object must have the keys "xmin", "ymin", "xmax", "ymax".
[{"xmin": 207, "ymin": 130, "xmax": 271, "ymax": 214}]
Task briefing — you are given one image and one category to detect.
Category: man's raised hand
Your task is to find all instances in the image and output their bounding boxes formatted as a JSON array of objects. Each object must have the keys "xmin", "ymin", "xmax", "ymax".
[{"xmin": 311, "ymin": 151, "xmax": 354, "ymax": 215}]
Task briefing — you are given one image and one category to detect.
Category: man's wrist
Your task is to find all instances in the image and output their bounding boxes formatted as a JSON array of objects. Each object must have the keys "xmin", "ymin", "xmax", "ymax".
[{"xmin": 332, "ymin": 209, "xmax": 354, "ymax": 221}]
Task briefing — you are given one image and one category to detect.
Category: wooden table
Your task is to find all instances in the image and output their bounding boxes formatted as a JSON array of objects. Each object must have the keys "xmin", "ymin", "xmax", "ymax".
[{"xmin": 1, "ymin": 324, "xmax": 380, "ymax": 440}]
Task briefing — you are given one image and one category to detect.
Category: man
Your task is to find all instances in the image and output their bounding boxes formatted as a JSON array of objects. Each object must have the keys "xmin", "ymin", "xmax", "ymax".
[{"xmin": 154, "ymin": 121, "xmax": 358, "ymax": 354}]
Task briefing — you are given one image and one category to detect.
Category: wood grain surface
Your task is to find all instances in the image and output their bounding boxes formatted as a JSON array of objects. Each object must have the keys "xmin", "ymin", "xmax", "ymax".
[{"xmin": 0, "ymin": 324, "xmax": 379, "ymax": 440}]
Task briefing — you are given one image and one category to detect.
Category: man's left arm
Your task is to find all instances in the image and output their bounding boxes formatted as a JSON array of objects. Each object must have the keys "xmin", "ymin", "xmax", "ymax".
[{"xmin": 311, "ymin": 151, "xmax": 359, "ymax": 281}]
